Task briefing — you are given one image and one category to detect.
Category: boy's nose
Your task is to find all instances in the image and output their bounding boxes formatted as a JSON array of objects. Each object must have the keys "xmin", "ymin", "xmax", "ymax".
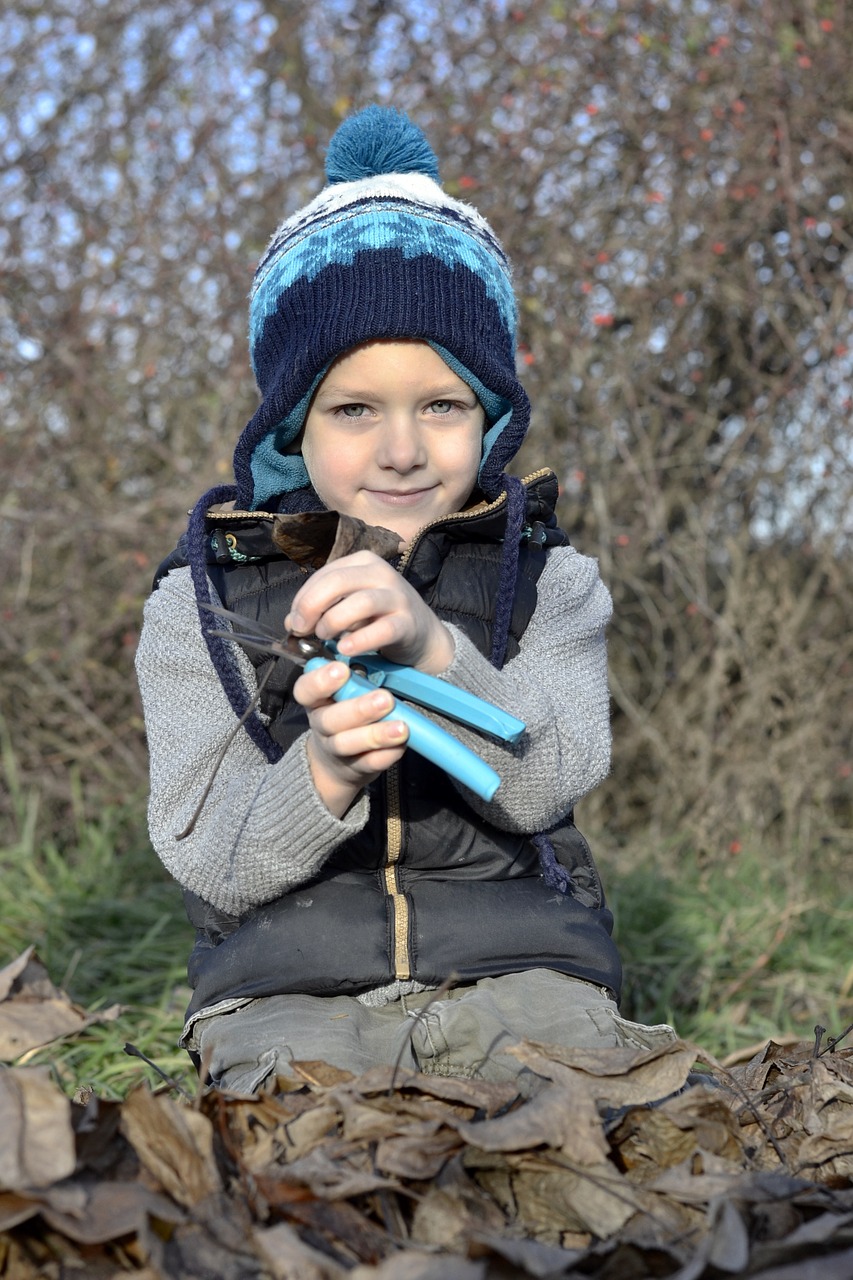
[{"xmin": 377, "ymin": 414, "xmax": 427, "ymax": 471}]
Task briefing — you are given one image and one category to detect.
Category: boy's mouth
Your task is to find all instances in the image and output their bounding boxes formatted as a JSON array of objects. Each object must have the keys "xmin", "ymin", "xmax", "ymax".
[{"xmin": 366, "ymin": 486, "xmax": 437, "ymax": 505}]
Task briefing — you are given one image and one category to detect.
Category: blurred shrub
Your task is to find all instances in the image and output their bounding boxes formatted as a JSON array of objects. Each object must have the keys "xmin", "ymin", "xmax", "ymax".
[{"xmin": 1, "ymin": 0, "xmax": 850, "ymax": 853}]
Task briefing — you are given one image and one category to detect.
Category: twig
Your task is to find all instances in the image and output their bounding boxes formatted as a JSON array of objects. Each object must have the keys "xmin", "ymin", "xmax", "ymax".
[
  {"xmin": 176, "ymin": 661, "xmax": 275, "ymax": 839},
  {"xmin": 821, "ymin": 1021, "xmax": 853, "ymax": 1055},
  {"xmin": 388, "ymin": 971, "xmax": 459, "ymax": 1096},
  {"xmin": 124, "ymin": 1042, "xmax": 192, "ymax": 1099},
  {"xmin": 715, "ymin": 900, "xmax": 819, "ymax": 1007},
  {"xmin": 715, "ymin": 919, "xmax": 790, "ymax": 1006},
  {"xmin": 704, "ymin": 1063, "xmax": 791, "ymax": 1171}
]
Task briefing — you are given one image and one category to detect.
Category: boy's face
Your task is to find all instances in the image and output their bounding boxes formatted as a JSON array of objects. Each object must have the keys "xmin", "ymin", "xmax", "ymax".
[{"xmin": 301, "ymin": 340, "xmax": 485, "ymax": 548}]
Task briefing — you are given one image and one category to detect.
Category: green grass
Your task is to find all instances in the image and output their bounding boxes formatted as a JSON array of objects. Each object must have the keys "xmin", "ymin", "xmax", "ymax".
[
  {"xmin": 601, "ymin": 838, "xmax": 853, "ymax": 1059},
  {"xmin": 3, "ymin": 720, "xmax": 851, "ymax": 1095},
  {"xmin": 1, "ymin": 740, "xmax": 193, "ymax": 1099}
]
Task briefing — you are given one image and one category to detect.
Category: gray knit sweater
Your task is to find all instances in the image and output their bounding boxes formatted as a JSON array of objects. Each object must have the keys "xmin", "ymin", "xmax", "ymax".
[{"xmin": 135, "ymin": 546, "xmax": 613, "ymax": 919}]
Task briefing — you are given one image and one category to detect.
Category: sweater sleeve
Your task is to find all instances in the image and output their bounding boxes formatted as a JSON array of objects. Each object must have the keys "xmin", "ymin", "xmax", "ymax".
[
  {"xmin": 135, "ymin": 566, "xmax": 369, "ymax": 916},
  {"xmin": 433, "ymin": 545, "xmax": 613, "ymax": 832}
]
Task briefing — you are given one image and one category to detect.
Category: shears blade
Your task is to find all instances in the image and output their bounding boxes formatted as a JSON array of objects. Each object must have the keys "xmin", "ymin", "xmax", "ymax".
[{"xmin": 201, "ymin": 602, "xmax": 329, "ymax": 665}]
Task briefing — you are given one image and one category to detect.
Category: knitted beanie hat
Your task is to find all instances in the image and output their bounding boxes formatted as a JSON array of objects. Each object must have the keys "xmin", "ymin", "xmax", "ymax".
[{"xmin": 232, "ymin": 105, "xmax": 531, "ymax": 511}]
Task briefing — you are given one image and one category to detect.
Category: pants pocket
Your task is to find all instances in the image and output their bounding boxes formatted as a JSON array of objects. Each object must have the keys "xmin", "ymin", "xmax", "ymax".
[
  {"xmin": 587, "ymin": 1005, "xmax": 679, "ymax": 1050},
  {"xmin": 216, "ymin": 1047, "xmax": 279, "ymax": 1095}
]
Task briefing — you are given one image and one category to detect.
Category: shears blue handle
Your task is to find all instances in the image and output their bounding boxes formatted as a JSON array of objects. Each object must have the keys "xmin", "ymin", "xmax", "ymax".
[
  {"xmin": 202, "ymin": 603, "xmax": 523, "ymax": 802},
  {"xmin": 325, "ymin": 646, "xmax": 526, "ymax": 744},
  {"xmin": 304, "ymin": 657, "xmax": 502, "ymax": 802}
]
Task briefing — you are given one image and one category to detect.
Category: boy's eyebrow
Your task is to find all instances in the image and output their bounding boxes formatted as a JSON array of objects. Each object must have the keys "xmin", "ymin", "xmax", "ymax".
[{"xmin": 313, "ymin": 381, "xmax": 480, "ymax": 402}]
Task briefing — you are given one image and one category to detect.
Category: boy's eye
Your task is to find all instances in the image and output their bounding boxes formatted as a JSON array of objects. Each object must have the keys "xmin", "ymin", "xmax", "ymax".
[
  {"xmin": 427, "ymin": 400, "xmax": 455, "ymax": 414},
  {"xmin": 340, "ymin": 403, "xmax": 368, "ymax": 418}
]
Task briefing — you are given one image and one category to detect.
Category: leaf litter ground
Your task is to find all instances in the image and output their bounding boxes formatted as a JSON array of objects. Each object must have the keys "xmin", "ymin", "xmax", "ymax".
[{"xmin": 2, "ymin": 949, "xmax": 853, "ymax": 1279}]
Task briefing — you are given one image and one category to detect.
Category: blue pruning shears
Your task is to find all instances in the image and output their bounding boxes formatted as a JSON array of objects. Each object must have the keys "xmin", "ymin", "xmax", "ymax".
[{"xmin": 205, "ymin": 604, "xmax": 525, "ymax": 802}]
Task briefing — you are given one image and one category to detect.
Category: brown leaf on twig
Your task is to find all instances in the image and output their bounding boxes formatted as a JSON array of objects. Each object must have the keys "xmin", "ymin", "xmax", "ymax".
[{"xmin": 272, "ymin": 512, "xmax": 403, "ymax": 568}]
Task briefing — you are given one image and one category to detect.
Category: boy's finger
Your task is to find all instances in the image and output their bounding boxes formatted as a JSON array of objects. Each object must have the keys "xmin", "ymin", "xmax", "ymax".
[
  {"xmin": 292, "ymin": 660, "xmax": 351, "ymax": 706},
  {"xmin": 322, "ymin": 689, "xmax": 396, "ymax": 732},
  {"xmin": 300, "ymin": 680, "xmax": 396, "ymax": 731},
  {"xmin": 323, "ymin": 720, "xmax": 409, "ymax": 759},
  {"xmin": 287, "ymin": 562, "xmax": 394, "ymax": 633}
]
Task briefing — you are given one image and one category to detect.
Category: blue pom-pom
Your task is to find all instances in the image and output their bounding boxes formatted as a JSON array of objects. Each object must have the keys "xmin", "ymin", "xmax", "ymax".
[{"xmin": 325, "ymin": 105, "xmax": 440, "ymax": 185}]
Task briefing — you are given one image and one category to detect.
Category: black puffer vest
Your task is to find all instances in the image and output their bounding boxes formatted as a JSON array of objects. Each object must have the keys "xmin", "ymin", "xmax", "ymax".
[{"xmin": 167, "ymin": 471, "xmax": 621, "ymax": 1018}]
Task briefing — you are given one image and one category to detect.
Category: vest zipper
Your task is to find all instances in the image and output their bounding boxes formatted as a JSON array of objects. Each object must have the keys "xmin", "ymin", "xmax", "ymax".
[
  {"xmin": 383, "ymin": 763, "xmax": 410, "ymax": 980},
  {"xmin": 396, "ymin": 467, "xmax": 551, "ymax": 573},
  {"xmin": 213, "ymin": 472, "xmax": 550, "ymax": 984},
  {"xmin": 379, "ymin": 468, "xmax": 550, "ymax": 983}
]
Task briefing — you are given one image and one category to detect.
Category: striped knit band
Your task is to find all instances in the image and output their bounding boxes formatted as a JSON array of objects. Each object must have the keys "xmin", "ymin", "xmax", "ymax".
[{"xmin": 232, "ymin": 106, "xmax": 530, "ymax": 510}]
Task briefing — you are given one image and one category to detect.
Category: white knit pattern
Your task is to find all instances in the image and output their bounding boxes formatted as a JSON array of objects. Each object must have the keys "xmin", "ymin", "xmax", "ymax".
[{"xmin": 257, "ymin": 171, "xmax": 508, "ymax": 281}]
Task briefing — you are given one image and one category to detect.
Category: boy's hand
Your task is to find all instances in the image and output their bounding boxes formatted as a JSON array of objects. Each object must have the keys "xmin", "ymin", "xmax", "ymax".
[
  {"xmin": 285, "ymin": 551, "xmax": 455, "ymax": 674},
  {"xmin": 294, "ymin": 659, "xmax": 409, "ymax": 817}
]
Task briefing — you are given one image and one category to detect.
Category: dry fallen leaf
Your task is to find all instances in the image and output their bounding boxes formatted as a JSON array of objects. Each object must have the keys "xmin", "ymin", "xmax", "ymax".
[
  {"xmin": 4, "ymin": 1034, "xmax": 853, "ymax": 1277},
  {"xmin": 0, "ymin": 1066, "xmax": 76, "ymax": 1190},
  {"xmin": 612, "ymin": 1087, "xmax": 746, "ymax": 1179},
  {"xmin": 37, "ymin": 1180, "xmax": 184, "ymax": 1246},
  {"xmin": 0, "ymin": 947, "xmax": 120, "ymax": 1062},
  {"xmin": 374, "ymin": 1125, "xmax": 462, "ymax": 1180},
  {"xmin": 343, "ymin": 1064, "xmax": 517, "ymax": 1113},
  {"xmin": 351, "ymin": 1252, "xmax": 488, "ymax": 1280},
  {"xmin": 120, "ymin": 1085, "xmax": 221, "ymax": 1207},
  {"xmin": 255, "ymin": 1220, "xmax": 349, "ymax": 1279},
  {"xmin": 467, "ymin": 1147, "xmax": 642, "ymax": 1240},
  {"xmin": 504, "ymin": 1034, "xmax": 698, "ymax": 1107},
  {"xmin": 452, "ymin": 1071, "xmax": 609, "ymax": 1165},
  {"xmin": 410, "ymin": 1175, "xmax": 506, "ymax": 1250},
  {"xmin": 278, "ymin": 1144, "xmax": 398, "ymax": 1200}
]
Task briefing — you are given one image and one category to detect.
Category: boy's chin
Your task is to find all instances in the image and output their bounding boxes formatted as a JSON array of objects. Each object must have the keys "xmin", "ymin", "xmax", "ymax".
[
  {"xmin": 359, "ymin": 493, "xmax": 474, "ymax": 547},
  {"xmin": 357, "ymin": 504, "xmax": 429, "ymax": 549}
]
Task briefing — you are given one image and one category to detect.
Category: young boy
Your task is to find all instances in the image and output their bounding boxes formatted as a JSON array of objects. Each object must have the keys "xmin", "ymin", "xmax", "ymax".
[{"xmin": 136, "ymin": 106, "xmax": 674, "ymax": 1094}]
